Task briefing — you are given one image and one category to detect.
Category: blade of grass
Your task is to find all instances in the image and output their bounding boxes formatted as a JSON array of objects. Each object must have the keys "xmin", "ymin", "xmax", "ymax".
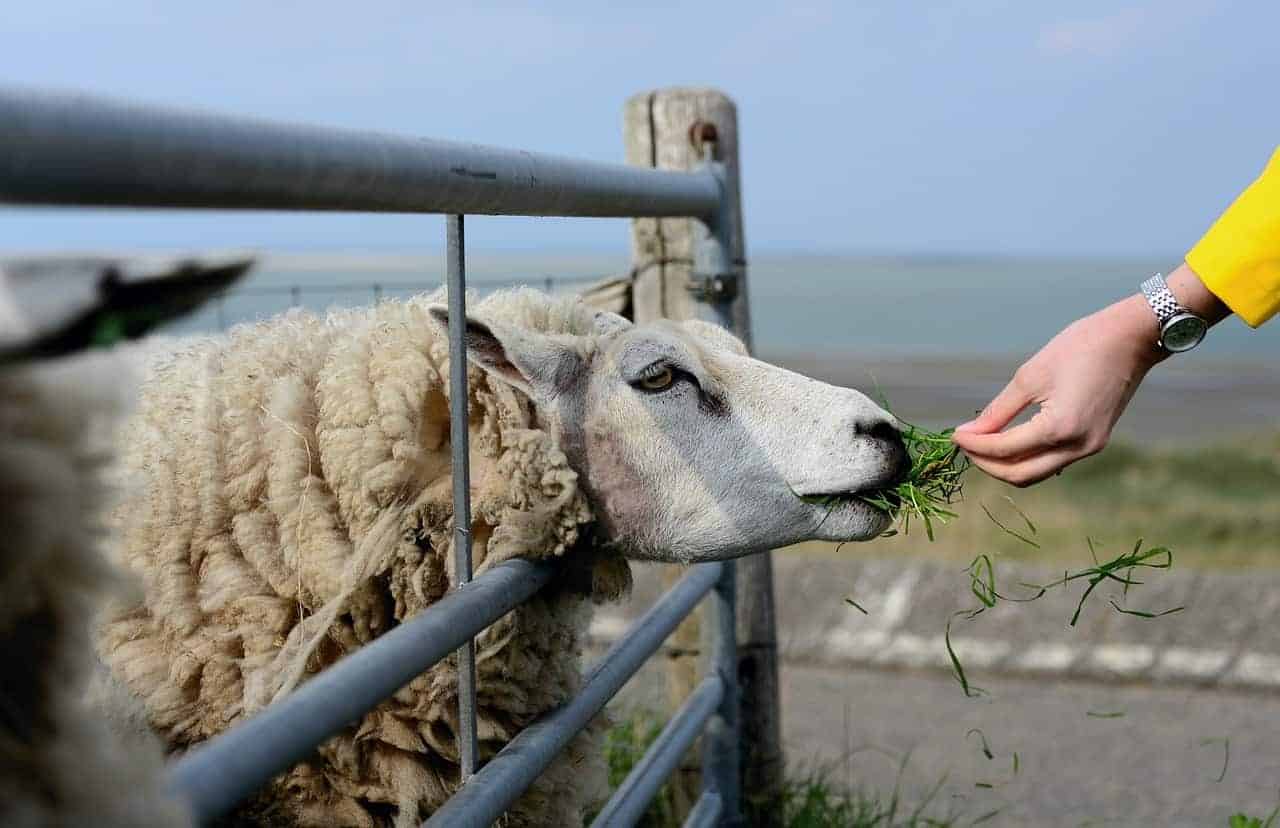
[
  {"xmin": 1002, "ymin": 495, "xmax": 1037, "ymax": 536},
  {"xmin": 1201, "ymin": 737, "xmax": 1230, "ymax": 783},
  {"xmin": 1108, "ymin": 600, "xmax": 1184, "ymax": 619},
  {"xmin": 966, "ymin": 728, "xmax": 995, "ymax": 760},
  {"xmin": 845, "ymin": 597, "xmax": 869, "ymax": 615},
  {"xmin": 945, "ymin": 612, "xmax": 986, "ymax": 698},
  {"xmin": 980, "ymin": 502, "xmax": 1041, "ymax": 549},
  {"xmin": 943, "ymin": 541, "xmax": 1182, "ymax": 699}
]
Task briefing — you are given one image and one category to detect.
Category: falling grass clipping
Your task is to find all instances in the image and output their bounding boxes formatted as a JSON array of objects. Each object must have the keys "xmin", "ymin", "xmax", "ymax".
[{"xmin": 943, "ymin": 537, "xmax": 1186, "ymax": 698}]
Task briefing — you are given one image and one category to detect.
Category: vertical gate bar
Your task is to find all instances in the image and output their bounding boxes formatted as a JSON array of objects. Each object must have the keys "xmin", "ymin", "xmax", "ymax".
[
  {"xmin": 446, "ymin": 213, "xmax": 479, "ymax": 780},
  {"xmin": 702, "ymin": 559, "xmax": 740, "ymax": 825},
  {"xmin": 627, "ymin": 91, "xmax": 779, "ymax": 822}
]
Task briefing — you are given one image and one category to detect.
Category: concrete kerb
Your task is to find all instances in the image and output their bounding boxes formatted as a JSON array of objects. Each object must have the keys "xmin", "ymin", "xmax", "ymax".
[{"xmin": 588, "ymin": 555, "xmax": 1280, "ymax": 691}]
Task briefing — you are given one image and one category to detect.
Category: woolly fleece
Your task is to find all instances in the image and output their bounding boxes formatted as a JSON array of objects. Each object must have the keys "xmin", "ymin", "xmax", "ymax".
[
  {"xmin": 0, "ymin": 356, "xmax": 191, "ymax": 827},
  {"xmin": 99, "ymin": 289, "xmax": 632, "ymax": 827}
]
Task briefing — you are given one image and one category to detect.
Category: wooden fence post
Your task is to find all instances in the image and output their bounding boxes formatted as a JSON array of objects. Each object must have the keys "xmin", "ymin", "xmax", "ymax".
[{"xmin": 624, "ymin": 87, "xmax": 783, "ymax": 824}]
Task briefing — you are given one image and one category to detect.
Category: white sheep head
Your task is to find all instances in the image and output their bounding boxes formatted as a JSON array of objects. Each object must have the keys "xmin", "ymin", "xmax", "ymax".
[{"xmin": 429, "ymin": 307, "xmax": 907, "ymax": 562}]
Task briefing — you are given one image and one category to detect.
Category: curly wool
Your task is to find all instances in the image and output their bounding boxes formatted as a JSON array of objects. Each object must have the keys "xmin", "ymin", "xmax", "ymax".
[
  {"xmin": 98, "ymin": 288, "xmax": 632, "ymax": 827},
  {"xmin": 0, "ymin": 357, "xmax": 190, "ymax": 828}
]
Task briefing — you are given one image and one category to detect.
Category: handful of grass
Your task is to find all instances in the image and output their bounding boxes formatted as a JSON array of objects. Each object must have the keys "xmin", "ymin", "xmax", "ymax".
[{"xmin": 860, "ymin": 421, "xmax": 970, "ymax": 541}]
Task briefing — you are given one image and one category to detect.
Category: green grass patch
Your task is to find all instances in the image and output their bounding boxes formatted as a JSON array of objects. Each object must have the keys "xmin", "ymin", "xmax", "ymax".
[
  {"xmin": 595, "ymin": 711, "xmax": 680, "ymax": 827},
  {"xmin": 767, "ymin": 763, "xmax": 975, "ymax": 828},
  {"xmin": 1230, "ymin": 809, "xmax": 1279, "ymax": 828}
]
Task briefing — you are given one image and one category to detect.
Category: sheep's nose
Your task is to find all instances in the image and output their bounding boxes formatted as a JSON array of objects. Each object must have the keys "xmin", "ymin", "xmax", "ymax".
[{"xmin": 859, "ymin": 420, "xmax": 910, "ymax": 485}]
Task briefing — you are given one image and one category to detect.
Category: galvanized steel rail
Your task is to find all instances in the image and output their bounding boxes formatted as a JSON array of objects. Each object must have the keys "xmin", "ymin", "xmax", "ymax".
[
  {"xmin": 684, "ymin": 792, "xmax": 726, "ymax": 828},
  {"xmin": 0, "ymin": 88, "xmax": 721, "ymax": 218},
  {"xmin": 162, "ymin": 557, "xmax": 558, "ymax": 824},
  {"xmin": 426, "ymin": 562, "xmax": 725, "ymax": 828},
  {"xmin": 0, "ymin": 86, "xmax": 743, "ymax": 827},
  {"xmin": 592, "ymin": 675, "xmax": 724, "ymax": 826}
]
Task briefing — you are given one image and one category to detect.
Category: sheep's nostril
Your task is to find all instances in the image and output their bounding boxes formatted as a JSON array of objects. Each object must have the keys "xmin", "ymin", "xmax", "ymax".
[
  {"xmin": 865, "ymin": 420, "xmax": 901, "ymax": 445},
  {"xmin": 863, "ymin": 421, "xmax": 910, "ymax": 485},
  {"xmin": 889, "ymin": 438, "xmax": 910, "ymax": 485}
]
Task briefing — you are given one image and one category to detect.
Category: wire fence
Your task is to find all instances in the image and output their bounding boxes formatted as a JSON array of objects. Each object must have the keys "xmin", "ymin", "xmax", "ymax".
[
  {"xmin": 192, "ymin": 272, "xmax": 612, "ymax": 332},
  {"xmin": 190, "ymin": 254, "xmax": 694, "ymax": 333}
]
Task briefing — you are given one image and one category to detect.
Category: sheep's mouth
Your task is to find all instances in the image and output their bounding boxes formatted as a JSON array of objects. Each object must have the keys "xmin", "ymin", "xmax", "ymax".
[
  {"xmin": 862, "ymin": 487, "xmax": 901, "ymax": 514},
  {"xmin": 800, "ymin": 487, "xmax": 901, "ymax": 516}
]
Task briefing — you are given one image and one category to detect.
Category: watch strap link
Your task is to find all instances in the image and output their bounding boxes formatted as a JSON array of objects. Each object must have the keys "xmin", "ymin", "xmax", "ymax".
[{"xmin": 1140, "ymin": 273, "xmax": 1184, "ymax": 324}]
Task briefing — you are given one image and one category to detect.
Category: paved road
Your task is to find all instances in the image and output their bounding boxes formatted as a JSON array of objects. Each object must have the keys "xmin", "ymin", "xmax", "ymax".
[
  {"xmin": 611, "ymin": 661, "xmax": 1280, "ymax": 826},
  {"xmin": 604, "ymin": 558, "xmax": 1280, "ymax": 825},
  {"xmin": 779, "ymin": 665, "xmax": 1280, "ymax": 827}
]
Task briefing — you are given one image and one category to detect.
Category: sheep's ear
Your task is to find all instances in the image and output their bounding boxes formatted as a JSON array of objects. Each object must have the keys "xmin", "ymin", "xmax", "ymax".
[
  {"xmin": 592, "ymin": 310, "xmax": 632, "ymax": 337},
  {"xmin": 428, "ymin": 306, "xmax": 582, "ymax": 398}
]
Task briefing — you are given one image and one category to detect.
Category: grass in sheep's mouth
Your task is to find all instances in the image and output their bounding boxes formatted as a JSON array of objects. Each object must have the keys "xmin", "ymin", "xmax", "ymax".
[
  {"xmin": 803, "ymin": 421, "xmax": 969, "ymax": 541},
  {"xmin": 864, "ymin": 421, "xmax": 968, "ymax": 541}
]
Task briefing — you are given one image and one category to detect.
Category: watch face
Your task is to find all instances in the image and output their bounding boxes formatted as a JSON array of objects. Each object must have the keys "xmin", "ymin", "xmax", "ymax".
[{"xmin": 1162, "ymin": 314, "xmax": 1208, "ymax": 352}]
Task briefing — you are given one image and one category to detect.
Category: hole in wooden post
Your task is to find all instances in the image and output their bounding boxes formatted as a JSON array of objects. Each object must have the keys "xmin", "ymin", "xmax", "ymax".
[{"xmin": 689, "ymin": 120, "xmax": 719, "ymax": 159}]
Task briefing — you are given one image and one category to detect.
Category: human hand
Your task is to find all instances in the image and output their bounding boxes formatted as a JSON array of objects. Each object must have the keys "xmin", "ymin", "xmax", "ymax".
[
  {"xmin": 953, "ymin": 264, "xmax": 1230, "ymax": 486},
  {"xmin": 951, "ymin": 294, "xmax": 1163, "ymax": 486}
]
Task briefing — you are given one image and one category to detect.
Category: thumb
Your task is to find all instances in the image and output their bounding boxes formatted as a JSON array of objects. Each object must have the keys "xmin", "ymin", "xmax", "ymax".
[{"xmin": 954, "ymin": 376, "xmax": 1032, "ymax": 438}]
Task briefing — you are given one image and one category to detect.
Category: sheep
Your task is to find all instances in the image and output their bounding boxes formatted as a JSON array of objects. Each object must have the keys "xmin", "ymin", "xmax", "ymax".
[
  {"xmin": 0, "ymin": 354, "xmax": 190, "ymax": 828},
  {"xmin": 98, "ymin": 286, "xmax": 907, "ymax": 826}
]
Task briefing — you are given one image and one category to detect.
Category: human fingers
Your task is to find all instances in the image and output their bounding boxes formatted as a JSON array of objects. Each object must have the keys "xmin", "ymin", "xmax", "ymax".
[
  {"xmin": 964, "ymin": 445, "xmax": 1087, "ymax": 488},
  {"xmin": 951, "ymin": 411, "xmax": 1075, "ymax": 460},
  {"xmin": 954, "ymin": 375, "xmax": 1033, "ymax": 436}
]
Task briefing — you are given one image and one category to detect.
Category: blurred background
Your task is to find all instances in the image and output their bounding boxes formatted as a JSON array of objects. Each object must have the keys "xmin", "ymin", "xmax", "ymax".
[
  {"xmin": 4, "ymin": 2, "xmax": 1279, "ymax": 824},
  {"xmin": 3, "ymin": 0, "xmax": 1275, "ymax": 563}
]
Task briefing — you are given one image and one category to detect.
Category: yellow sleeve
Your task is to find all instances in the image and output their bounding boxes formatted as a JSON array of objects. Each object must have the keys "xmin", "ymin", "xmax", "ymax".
[{"xmin": 1185, "ymin": 146, "xmax": 1280, "ymax": 327}]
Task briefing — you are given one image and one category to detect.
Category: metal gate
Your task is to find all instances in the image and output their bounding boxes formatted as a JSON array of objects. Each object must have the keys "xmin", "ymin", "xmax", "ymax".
[{"xmin": 0, "ymin": 87, "xmax": 746, "ymax": 826}]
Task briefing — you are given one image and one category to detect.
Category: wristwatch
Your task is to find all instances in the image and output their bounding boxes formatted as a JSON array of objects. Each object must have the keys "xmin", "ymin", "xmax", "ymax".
[{"xmin": 1139, "ymin": 273, "xmax": 1208, "ymax": 353}]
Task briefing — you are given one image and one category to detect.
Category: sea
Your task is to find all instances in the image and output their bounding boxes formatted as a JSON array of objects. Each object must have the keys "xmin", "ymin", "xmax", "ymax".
[{"xmin": 166, "ymin": 251, "xmax": 1276, "ymax": 364}]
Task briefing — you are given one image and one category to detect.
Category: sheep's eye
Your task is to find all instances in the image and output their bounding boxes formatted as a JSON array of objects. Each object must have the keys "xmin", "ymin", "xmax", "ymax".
[{"xmin": 637, "ymin": 367, "xmax": 675, "ymax": 392}]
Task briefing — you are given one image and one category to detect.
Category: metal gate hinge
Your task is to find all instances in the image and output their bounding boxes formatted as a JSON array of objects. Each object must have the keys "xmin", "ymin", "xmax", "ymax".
[{"xmin": 688, "ymin": 272, "xmax": 738, "ymax": 302}]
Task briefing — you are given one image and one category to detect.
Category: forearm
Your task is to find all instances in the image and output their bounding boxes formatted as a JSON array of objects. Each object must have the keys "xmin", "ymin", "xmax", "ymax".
[{"xmin": 1167, "ymin": 261, "xmax": 1232, "ymax": 325}]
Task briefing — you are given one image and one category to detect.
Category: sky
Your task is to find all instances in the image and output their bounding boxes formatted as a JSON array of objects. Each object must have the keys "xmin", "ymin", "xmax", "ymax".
[{"xmin": 1, "ymin": 0, "xmax": 1277, "ymax": 257}]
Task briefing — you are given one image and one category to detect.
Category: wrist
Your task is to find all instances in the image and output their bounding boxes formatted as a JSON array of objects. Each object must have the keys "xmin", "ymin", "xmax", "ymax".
[
  {"xmin": 1166, "ymin": 261, "xmax": 1232, "ymax": 325},
  {"xmin": 1106, "ymin": 294, "xmax": 1167, "ymax": 370}
]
